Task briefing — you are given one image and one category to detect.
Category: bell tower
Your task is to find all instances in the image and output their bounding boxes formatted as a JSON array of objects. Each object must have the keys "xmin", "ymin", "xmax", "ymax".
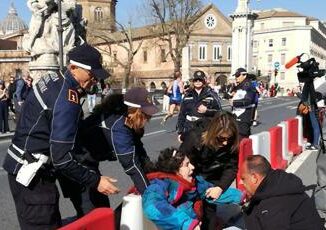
[{"xmin": 76, "ymin": 0, "xmax": 117, "ymax": 32}]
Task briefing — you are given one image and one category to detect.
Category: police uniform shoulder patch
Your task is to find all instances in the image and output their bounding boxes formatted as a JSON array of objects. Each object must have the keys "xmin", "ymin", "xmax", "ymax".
[{"xmin": 68, "ymin": 89, "xmax": 79, "ymax": 104}]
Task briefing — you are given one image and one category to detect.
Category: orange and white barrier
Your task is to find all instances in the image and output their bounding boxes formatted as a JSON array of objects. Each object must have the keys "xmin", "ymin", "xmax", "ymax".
[
  {"xmin": 269, "ymin": 126, "xmax": 287, "ymax": 169},
  {"xmin": 120, "ymin": 193, "xmax": 158, "ymax": 230},
  {"xmin": 250, "ymin": 131, "xmax": 270, "ymax": 162},
  {"xmin": 58, "ymin": 208, "xmax": 115, "ymax": 230},
  {"xmin": 236, "ymin": 116, "xmax": 307, "ymax": 190},
  {"xmin": 286, "ymin": 117, "xmax": 302, "ymax": 155},
  {"xmin": 236, "ymin": 138, "xmax": 253, "ymax": 191}
]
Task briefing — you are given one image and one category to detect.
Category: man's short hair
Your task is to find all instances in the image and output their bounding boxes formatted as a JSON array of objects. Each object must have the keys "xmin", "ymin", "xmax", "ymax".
[{"xmin": 245, "ymin": 155, "xmax": 271, "ymax": 177}]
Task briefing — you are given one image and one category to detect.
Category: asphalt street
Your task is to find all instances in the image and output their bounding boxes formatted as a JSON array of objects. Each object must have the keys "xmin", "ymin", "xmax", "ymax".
[{"xmin": 0, "ymin": 96, "xmax": 300, "ymax": 229}]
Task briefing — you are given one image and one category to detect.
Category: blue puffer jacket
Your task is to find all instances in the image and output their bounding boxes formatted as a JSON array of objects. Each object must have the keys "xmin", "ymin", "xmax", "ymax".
[{"xmin": 142, "ymin": 172, "xmax": 242, "ymax": 230}]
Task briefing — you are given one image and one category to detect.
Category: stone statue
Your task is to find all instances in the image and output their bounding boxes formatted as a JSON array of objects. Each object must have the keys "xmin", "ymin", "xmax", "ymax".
[{"xmin": 23, "ymin": 0, "xmax": 84, "ymax": 82}]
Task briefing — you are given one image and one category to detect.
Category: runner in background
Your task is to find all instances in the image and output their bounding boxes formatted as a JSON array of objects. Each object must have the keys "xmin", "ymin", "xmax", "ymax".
[{"xmin": 161, "ymin": 71, "xmax": 184, "ymax": 125}]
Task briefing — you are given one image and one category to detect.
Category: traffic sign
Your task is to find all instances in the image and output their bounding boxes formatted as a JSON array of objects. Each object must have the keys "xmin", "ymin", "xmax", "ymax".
[{"xmin": 274, "ymin": 61, "xmax": 280, "ymax": 70}]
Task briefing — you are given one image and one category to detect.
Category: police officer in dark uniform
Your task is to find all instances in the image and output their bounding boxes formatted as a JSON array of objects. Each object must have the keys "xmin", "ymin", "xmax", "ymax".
[
  {"xmin": 231, "ymin": 67, "xmax": 256, "ymax": 140},
  {"xmin": 2, "ymin": 44, "xmax": 120, "ymax": 230},
  {"xmin": 177, "ymin": 70, "xmax": 222, "ymax": 141}
]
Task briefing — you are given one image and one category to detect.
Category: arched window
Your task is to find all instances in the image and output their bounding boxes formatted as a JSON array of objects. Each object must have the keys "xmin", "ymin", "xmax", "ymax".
[
  {"xmin": 94, "ymin": 7, "xmax": 103, "ymax": 22},
  {"xmin": 150, "ymin": 82, "xmax": 156, "ymax": 90}
]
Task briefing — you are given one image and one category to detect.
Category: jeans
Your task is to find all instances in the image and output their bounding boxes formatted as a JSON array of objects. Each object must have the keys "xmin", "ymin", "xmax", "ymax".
[
  {"xmin": 87, "ymin": 94, "xmax": 96, "ymax": 113},
  {"xmin": 309, "ymin": 111, "xmax": 320, "ymax": 146}
]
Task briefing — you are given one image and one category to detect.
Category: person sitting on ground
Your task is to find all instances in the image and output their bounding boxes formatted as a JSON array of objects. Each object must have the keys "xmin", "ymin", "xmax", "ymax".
[
  {"xmin": 180, "ymin": 111, "xmax": 240, "ymax": 229},
  {"xmin": 240, "ymin": 155, "xmax": 324, "ymax": 230},
  {"xmin": 142, "ymin": 148, "xmax": 243, "ymax": 230}
]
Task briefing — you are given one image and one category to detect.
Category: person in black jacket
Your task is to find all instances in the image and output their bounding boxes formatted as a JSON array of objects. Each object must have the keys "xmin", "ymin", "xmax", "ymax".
[
  {"xmin": 177, "ymin": 70, "xmax": 222, "ymax": 142},
  {"xmin": 230, "ymin": 68, "xmax": 256, "ymax": 140},
  {"xmin": 180, "ymin": 111, "xmax": 239, "ymax": 230},
  {"xmin": 240, "ymin": 155, "xmax": 324, "ymax": 230}
]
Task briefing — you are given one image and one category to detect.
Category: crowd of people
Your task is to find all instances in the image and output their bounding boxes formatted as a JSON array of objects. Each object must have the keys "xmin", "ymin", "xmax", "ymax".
[
  {"xmin": 0, "ymin": 74, "xmax": 33, "ymax": 134},
  {"xmin": 1, "ymin": 43, "xmax": 324, "ymax": 230}
]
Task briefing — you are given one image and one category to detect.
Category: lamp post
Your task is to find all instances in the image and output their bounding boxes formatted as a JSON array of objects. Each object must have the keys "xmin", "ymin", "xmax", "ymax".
[{"xmin": 57, "ymin": 0, "xmax": 64, "ymax": 72}]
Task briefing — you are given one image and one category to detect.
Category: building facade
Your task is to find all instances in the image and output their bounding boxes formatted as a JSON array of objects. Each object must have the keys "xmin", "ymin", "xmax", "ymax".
[
  {"xmin": 76, "ymin": 0, "xmax": 117, "ymax": 32},
  {"xmin": 252, "ymin": 9, "xmax": 326, "ymax": 90},
  {"xmin": 0, "ymin": 4, "xmax": 30, "ymax": 81},
  {"xmin": 92, "ymin": 4, "xmax": 233, "ymax": 89}
]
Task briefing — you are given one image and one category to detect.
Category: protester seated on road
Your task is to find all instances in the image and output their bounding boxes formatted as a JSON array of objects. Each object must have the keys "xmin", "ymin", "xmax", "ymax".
[
  {"xmin": 180, "ymin": 111, "xmax": 239, "ymax": 229},
  {"xmin": 142, "ymin": 147, "xmax": 243, "ymax": 230},
  {"xmin": 240, "ymin": 155, "xmax": 324, "ymax": 230},
  {"xmin": 59, "ymin": 87, "xmax": 158, "ymax": 218}
]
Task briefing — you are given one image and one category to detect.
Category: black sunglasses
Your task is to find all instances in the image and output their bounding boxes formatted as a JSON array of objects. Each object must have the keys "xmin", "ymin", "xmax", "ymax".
[
  {"xmin": 216, "ymin": 135, "xmax": 233, "ymax": 143},
  {"xmin": 193, "ymin": 78, "xmax": 204, "ymax": 82}
]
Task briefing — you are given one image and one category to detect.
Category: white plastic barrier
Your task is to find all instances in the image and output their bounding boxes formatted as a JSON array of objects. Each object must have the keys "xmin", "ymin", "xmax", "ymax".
[
  {"xmin": 296, "ymin": 115, "xmax": 303, "ymax": 147},
  {"xmin": 120, "ymin": 193, "xmax": 158, "ymax": 230},
  {"xmin": 277, "ymin": 121, "xmax": 292, "ymax": 162},
  {"xmin": 249, "ymin": 131, "xmax": 271, "ymax": 162}
]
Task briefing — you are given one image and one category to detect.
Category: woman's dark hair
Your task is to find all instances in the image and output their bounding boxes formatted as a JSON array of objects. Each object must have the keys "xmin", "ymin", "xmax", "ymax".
[
  {"xmin": 154, "ymin": 148, "xmax": 186, "ymax": 174},
  {"xmin": 202, "ymin": 111, "xmax": 239, "ymax": 153},
  {"xmin": 93, "ymin": 93, "xmax": 127, "ymax": 116}
]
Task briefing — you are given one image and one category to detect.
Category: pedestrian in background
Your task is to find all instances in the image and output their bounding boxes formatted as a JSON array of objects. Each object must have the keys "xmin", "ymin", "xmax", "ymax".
[
  {"xmin": 180, "ymin": 111, "xmax": 240, "ymax": 230},
  {"xmin": 2, "ymin": 43, "xmax": 120, "ymax": 230},
  {"xmin": 101, "ymin": 82, "xmax": 113, "ymax": 100},
  {"xmin": 7, "ymin": 75, "xmax": 16, "ymax": 115},
  {"xmin": 87, "ymin": 79, "xmax": 98, "ymax": 113},
  {"xmin": 230, "ymin": 68, "xmax": 256, "ymax": 140},
  {"xmin": 161, "ymin": 71, "xmax": 184, "ymax": 124},
  {"xmin": 0, "ymin": 80, "xmax": 9, "ymax": 133},
  {"xmin": 240, "ymin": 155, "xmax": 324, "ymax": 230},
  {"xmin": 13, "ymin": 74, "xmax": 28, "ymax": 122},
  {"xmin": 177, "ymin": 70, "xmax": 221, "ymax": 142}
]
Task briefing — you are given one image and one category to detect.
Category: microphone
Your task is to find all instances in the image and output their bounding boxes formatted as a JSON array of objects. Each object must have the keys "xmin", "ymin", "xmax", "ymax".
[{"xmin": 285, "ymin": 53, "xmax": 304, "ymax": 69}]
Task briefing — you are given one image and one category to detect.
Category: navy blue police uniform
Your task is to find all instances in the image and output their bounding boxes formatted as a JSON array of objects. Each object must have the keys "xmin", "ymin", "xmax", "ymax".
[
  {"xmin": 2, "ymin": 44, "xmax": 108, "ymax": 230},
  {"xmin": 177, "ymin": 71, "xmax": 222, "ymax": 136},
  {"xmin": 232, "ymin": 77, "xmax": 256, "ymax": 139}
]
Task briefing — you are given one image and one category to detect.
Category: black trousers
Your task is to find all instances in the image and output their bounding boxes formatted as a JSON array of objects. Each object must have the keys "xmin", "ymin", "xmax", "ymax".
[
  {"xmin": 8, "ymin": 173, "xmax": 61, "ymax": 230},
  {"xmin": 58, "ymin": 173, "xmax": 110, "ymax": 218},
  {"xmin": 202, "ymin": 200, "xmax": 218, "ymax": 230}
]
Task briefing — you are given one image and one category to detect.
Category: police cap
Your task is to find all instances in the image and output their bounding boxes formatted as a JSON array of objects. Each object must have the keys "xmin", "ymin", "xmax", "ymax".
[
  {"xmin": 193, "ymin": 70, "xmax": 206, "ymax": 81},
  {"xmin": 67, "ymin": 43, "xmax": 109, "ymax": 80},
  {"xmin": 233, "ymin": 67, "xmax": 247, "ymax": 78},
  {"xmin": 124, "ymin": 87, "xmax": 159, "ymax": 116}
]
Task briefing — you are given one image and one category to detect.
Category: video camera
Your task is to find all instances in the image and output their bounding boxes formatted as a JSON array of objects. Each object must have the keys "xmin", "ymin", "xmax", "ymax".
[{"xmin": 285, "ymin": 53, "xmax": 326, "ymax": 83}]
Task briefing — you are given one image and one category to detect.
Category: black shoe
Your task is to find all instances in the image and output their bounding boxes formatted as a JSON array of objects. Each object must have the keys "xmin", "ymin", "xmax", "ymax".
[{"xmin": 306, "ymin": 145, "xmax": 318, "ymax": 150}]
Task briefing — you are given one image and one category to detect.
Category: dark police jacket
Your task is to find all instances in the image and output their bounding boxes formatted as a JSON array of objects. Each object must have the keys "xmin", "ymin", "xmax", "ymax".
[
  {"xmin": 2, "ymin": 71, "xmax": 100, "ymax": 188},
  {"xmin": 76, "ymin": 112, "xmax": 150, "ymax": 194},
  {"xmin": 232, "ymin": 78, "xmax": 256, "ymax": 123},
  {"xmin": 177, "ymin": 86, "xmax": 221, "ymax": 134},
  {"xmin": 243, "ymin": 170, "xmax": 324, "ymax": 230}
]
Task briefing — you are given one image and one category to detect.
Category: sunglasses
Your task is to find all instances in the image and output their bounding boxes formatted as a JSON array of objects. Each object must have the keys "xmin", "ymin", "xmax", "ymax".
[
  {"xmin": 216, "ymin": 135, "xmax": 233, "ymax": 143},
  {"xmin": 193, "ymin": 78, "xmax": 204, "ymax": 82}
]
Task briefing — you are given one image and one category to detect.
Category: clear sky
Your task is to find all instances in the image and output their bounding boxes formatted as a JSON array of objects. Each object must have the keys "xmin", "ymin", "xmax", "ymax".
[{"xmin": 0, "ymin": 0, "xmax": 324, "ymax": 27}]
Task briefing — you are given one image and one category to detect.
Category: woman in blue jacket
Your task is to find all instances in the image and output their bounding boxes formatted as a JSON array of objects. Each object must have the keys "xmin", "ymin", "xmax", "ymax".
[{"xmin": 143, "ymin": 148, "xmax": 242, "ymax": 230}]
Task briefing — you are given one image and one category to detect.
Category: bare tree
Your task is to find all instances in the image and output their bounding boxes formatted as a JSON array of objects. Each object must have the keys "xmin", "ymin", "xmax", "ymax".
[
  {"xmin": 147, "ymin": 0, "xmax": 202, "ymax": 72},
  {"xmin": 88, "ymin": 21, "xmax": 143, "ymax": 90}
]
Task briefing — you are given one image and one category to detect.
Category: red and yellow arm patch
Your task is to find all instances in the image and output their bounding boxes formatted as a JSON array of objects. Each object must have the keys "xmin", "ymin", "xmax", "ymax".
[{"xmin": 68, "ymin": 89, "xmax": 79, "ymax": 104}]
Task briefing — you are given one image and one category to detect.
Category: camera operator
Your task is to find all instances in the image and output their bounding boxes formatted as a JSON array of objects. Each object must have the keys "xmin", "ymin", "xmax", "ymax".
[{"xmin": 298, "ymin": 82, "xmax": 320, "ymax": 150}]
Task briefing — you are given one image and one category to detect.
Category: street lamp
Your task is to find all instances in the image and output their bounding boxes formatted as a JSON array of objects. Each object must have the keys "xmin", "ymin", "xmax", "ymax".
[{"xmin": 57, "ymin": 0, "xmax": 64, "ymax": 72}]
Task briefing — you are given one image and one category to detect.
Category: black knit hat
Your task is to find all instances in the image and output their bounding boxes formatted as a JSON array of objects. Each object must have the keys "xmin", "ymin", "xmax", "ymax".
[
  {"xmin": 67, "ymin": 43, "xmax": 109, "ymax": 80},
  {"xmin": 124, "ymin": 87, "xmax": 159, "ymax": 116}
]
